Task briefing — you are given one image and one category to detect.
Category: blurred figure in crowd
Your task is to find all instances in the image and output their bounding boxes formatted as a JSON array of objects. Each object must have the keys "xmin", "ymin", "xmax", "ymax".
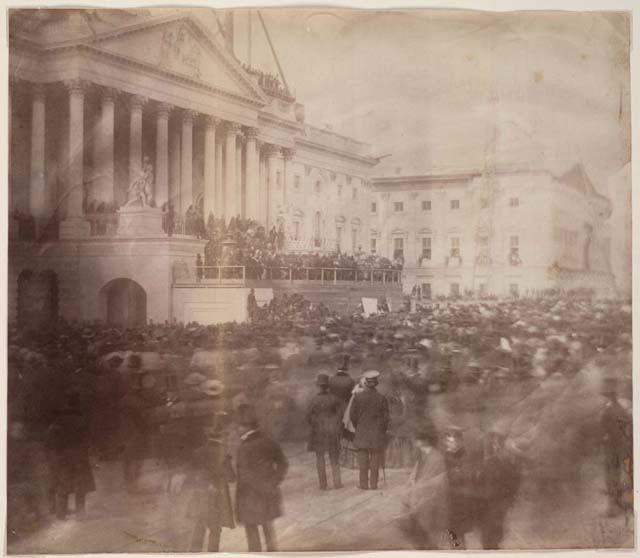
[{"xmin": 235, "ymin": 403, "xmax": 289, "ymax": 552}]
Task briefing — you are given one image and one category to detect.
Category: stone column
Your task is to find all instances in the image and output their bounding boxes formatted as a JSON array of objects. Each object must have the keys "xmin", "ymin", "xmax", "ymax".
[
  {"xmin": 93, "ymin": 87, "xmax": 117, "ymax": 207},
  {"xmin": 169, "ymin": 120, "xmax": 181, "ymax": 208},
  {"xmin": 236, "ymin": 132, "xmax": 245, "ymax": 218},
  {"xmin": 128, "ymin": 95, "xmax": 147, "ymax": 186},
  {"xmin": 203, "ymin": 115, "xmax": 220, "ymax": 223},
  {"xmin": 215, "ymin": 139, "xmax": 224, "ymax": 221},
  {"xmin": 180, "ymin": 110, "xmax": 196, "ymax": 214},
  {"xmin": 29, "ymin": 83, "xmax": 46, "ymax": 222},
  {"xmin": 60, "ymin": 79, "xmax": 90, "ymax": 238},
  {"xmin": 155, "ymin": 103, "xmax": 172, "ymax": 209},
  {"xmin": 264, "ymin": 144, "xmax": 281, "ymax": 230},
  {"xmin": 244, "ymin": 127, "xmax": 259, "ymax": 221},
  {"xmin": 282, "ymin": 147, "xmax": 295, "ymax": 208},
  {"xmin": 224, "ymin": 122, "xmax": 241, "ymax": 220}
]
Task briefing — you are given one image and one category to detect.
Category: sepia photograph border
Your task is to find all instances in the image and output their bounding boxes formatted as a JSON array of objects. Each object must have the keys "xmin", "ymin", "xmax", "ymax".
[{"xmin": 1, "ymin": 0, "xmax": 639, "ymax": 556}]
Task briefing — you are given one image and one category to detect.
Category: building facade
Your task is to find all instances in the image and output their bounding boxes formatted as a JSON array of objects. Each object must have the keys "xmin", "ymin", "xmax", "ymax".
[
  {"xmin": 370, "ymin": 164, "xmax": 615, "ymax": 298},
  {"xmin": 8, "ymin": 9, "xmax": 377, "ymax": 326},
  {"xmin": 607, "ymin": 162, "xmax": 632, "ymax": 298}
]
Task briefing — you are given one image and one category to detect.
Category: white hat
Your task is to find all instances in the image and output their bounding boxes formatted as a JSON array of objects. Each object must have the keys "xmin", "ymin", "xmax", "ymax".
[
  {"xmin": 364, "ymin": 370, "xmax": 381, "ymax": 381},
  {"xmin": 200, "ymin": 379, "xmax": 224, "ymax": 397}
]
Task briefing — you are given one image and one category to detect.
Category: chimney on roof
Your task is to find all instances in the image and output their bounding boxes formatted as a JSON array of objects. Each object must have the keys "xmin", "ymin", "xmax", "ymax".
[{"xmin": 224, "ymin": 11, "xmax": 234, "ymax": 56}]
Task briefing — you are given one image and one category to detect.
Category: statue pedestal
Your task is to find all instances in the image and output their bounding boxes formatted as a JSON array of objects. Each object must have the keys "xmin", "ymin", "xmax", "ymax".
[{"xmin": 117, "ymin": 206, "xmax": 164, "ymax": 238}]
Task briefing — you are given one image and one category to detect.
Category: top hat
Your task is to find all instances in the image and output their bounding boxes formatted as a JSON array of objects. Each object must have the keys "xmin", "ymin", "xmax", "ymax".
[{"xmin": 316, "ymin": 373, "xmax": 330, "ymax": 387}]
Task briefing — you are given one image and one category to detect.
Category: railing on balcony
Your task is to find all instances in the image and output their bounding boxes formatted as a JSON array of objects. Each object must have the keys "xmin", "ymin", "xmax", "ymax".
[{"xmin": 192, "ymin": 266, "xmax": 402, "ymax": 285}]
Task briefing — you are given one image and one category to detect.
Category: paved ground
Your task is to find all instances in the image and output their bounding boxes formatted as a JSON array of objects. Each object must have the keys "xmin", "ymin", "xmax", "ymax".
[{"xmin": 8, "ymin": 441, "xmax": 633, "ymax": 554}]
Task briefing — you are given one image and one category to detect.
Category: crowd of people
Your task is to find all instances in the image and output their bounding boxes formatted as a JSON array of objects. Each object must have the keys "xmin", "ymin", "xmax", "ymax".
[
  {"xmin": 7, "ymin": 293, "xmax": 633, "ymax": 550},
  {"xmin": 242, "ymin": 64, "xmax": 295, "ymax": 101}
]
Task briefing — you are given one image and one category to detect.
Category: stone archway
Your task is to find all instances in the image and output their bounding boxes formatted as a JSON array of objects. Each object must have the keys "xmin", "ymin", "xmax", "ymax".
[
  {"xmin": 17, "ymin": 269, "xmax": 58, "ymax": 330},
  {"xmin": 100, "ymin": 278, "xmax": 147, "ymax": 329}
]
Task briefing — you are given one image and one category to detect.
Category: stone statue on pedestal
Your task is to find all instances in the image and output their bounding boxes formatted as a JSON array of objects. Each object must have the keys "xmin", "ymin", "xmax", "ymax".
[{"xmin": 125, "ymin": 156, "xmax": 154, "ymax": 207}]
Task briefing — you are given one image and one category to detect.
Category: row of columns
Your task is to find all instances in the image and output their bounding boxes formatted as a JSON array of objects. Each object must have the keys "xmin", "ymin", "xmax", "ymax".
[{"xmin": 19, "ymin": 79, "xmax": 297, "ymax": 238}]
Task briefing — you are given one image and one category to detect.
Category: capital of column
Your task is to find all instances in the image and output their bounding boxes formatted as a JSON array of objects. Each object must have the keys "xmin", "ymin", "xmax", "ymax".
[
  {"xmin": 64, "ymin": 79, "xmax": 91, "ymax": 96},
  {"xmin": 156, "ymin": 102, "xmax": 173, "ymax": 120},
  {"xmin": 98, "ymin": 86, "xmax": 119, "ymax": 104},
  {"xmin": 224, "ymin": 121, "xmax": 242, "ymax": 136},
  {"xmin": 264, "ymin": 143, "xmax": 282, "ymax": 158},
  {"xmin": 129, "ymin": 94, "xmax": 148, "ymax": 112},
  {"xmin": 32, "ymin": 82, "xmax": 47, "ymax": 102},
  {"xmin": 182, "ymin": 109, "xmax": 198, "ymax": 124},
  {"xmin": 204, "ymin": 114, "xmax": 222, "ymax": 129},
  {"xmin": 236, "ymin": 133, "xmax": 246, "ymax": 147},
  {"xmin": 282, "ymin": 147, "xmax": 296, "ymax": 161},
  {"xmin": 244, "ymin": 126, "xmax": 259, "ymax": 140}
]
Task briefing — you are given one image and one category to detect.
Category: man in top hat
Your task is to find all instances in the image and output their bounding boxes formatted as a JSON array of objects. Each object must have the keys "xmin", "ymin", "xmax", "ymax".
[
  {"xmin": 349, "ymin": 370, "xmax": 389, "ymax": 490},
  {"xmin": 307, "ymin": 373, "xmax": 343, "ymax": 490},
  {"xmin": 235, "ymin": 403, "xmax": 288, "ymax": 552},
  {"xmin": 329, "ymin": 355, "xmax": 356, "ymax": 412}
]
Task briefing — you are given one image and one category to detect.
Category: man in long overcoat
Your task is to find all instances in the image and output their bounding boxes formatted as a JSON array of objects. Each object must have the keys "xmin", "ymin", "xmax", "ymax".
[
  {"xmin": 235, "ymin": 404, "xmax": 289, "ymax": 552},
  {"xmin": 307, "ymin": 373, "xmax": 343, "ymax": 490},
  {"xmin": 349, "ymin": 370, "xmax": 389, "ymax": 490}
]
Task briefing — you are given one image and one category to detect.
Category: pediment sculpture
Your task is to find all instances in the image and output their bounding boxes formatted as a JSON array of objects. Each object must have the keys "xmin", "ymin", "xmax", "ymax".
[{"xmin": 160, "ymin": 24, "xmax": 202, "ymax": 80}]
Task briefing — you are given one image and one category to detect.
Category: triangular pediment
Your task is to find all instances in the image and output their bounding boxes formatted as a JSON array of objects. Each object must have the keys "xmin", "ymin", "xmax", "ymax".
[{"xmin": 93, "ymin": 16, "xmax": 265, "ymax": 103}]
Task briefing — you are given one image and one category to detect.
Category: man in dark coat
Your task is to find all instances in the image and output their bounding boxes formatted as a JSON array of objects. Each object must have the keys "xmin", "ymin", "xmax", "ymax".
[
  {"xmin": 329, "ymin": 359, "xmax": 356, "ymax": 412},
  {"xmin": 235, "ymin": 404, "xmax": 289, "ymax": 552},
  {"xmin": 349, "ymin": 370, "xmax": 389, "ymax": 490},
  {"xmin": 601, "ymin": 378, "xmax": 633, "ymax": 516},
  {"xmin": 478, "ymin": 429, "xmax": 520, "ymax": 549},
  {"xmin": 189, "ymin": 420, "xmax": 236, "ymax": 552},
  {"xmin": 307, "ymin": 373, "xmax": 343, "ymax": 490},
  {"xmin": 46, "ymin": 394, "xmax": 96, "ymax": 519}
]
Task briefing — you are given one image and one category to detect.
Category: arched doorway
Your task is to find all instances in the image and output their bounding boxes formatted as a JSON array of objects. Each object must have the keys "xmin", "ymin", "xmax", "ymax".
[
  {"xmin": 100, "ymin": 278, "xmax": 147, "ymax": 329},
  {"xmin": 17, "ymin": 269, "xmax": 58, "ymax": 330}
]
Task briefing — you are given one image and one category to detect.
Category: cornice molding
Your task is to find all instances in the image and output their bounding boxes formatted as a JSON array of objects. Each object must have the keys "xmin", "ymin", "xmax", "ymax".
[{"xmin": 295, "ymin": 137, "xmax": 379, "ymax": 167}]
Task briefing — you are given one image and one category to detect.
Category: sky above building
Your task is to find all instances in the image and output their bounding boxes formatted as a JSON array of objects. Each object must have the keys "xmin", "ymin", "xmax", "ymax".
[{"xmin": 226, "ymin": 8, "xmax": 630, "ymax": 191}]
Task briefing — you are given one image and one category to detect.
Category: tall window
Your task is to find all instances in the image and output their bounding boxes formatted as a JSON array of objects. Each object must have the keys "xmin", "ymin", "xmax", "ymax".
[
  {"xmin": 313, "ymin": 211, "xmax": 322, "ymax": 247},
  {"xmin": 422, "ymin": 200, "xmax": 431, "ymax": 211},
  {"xmin": 510, "ymin": 235, "xmax": 520, "ymax": 258},
  {"xmin": 450, "ymin": 199, "xmax": 460, "ymax": 210},
  {"xmin": 509, "ymin": 197, "xmax": 519, "ymax": 208},
  {"xmin": 393, "ymin": 237, "xmax": 404, "ymax": 260},
  {"xmin": 370, "ymin": 237, "xmax": 377, "ymax": 254},
  {"xmin": 421, "ymin": 237, "xmax": 432, "ymax": 260},
  {"xmin": 336, "ymin": 226, "xmax": 343, "ymax": 250},
  {"xmin": 450, "ymin": 237, "xmax": 461, "ymax": 258},
  {"xmin": 315, "ymin": 181, "xmax": 322, "ymax": 194},
  {"xmin": 370, "ymin": 202, "xmax": 378, "ymax": 213},
  {"xmin": 351, "ymin": 228, "xmax": 358, "ymax": 253},
  {"xmin": 394, "ymin": 201, "xmax": 404, "ymax": 213},
  {"xmin": 352, "ymin": 188, "xmax": 358, "ymax": 200},
  {"xmin": 450, "ymin": 283, "xmax": 460, "ymax": 297},
  {"xmin": 337, "ymin": 184, "xmax": 343, "ymax": 197},
  {"xmin": 294, "ymin": 175, "xmax": 301, "ymax": 190},
  {"xmin": 421, "ymin": 283, "xmax": 432, "ymax": 300},
  {"xmin": 510, "ymin": 283, "xmax": 520, "ymax": 298},
  {"xmin": 293, "ymin": 221, "xmax": 300, "ymax": 241},
  {"xmin": 276, "ymin": 171, "xmax": 282, "ymax": 187}
]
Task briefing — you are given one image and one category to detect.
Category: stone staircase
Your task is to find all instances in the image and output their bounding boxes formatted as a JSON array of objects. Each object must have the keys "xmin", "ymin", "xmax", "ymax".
[{"xmin": 269, "ymin": 282, "xmax": 405, "ymax": 315}]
